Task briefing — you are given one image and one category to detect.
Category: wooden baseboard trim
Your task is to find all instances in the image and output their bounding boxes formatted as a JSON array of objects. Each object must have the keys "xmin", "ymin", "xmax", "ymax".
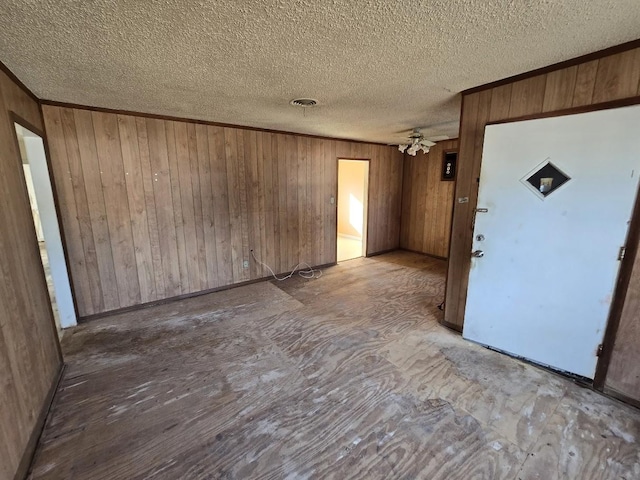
[
  {"xmin": 602, "ymin": 387, "xmax": 640, "ymax": 410},
  {"xmin": 79, "ymin": 262, "xmax": 337, "ymax": 323},
  {"xmin": 399, "ymin": 247, "xmax": 448, "ymax": 261},
  {"xmin": 439, "ymin": 319, "xmax": 463, "ymax": 333},
  {"xmin": 14, "ymin": 362, "xmax": 65, "ymax": 480},
  {"xmin": 366, "ymin": 247, "xmax": 400, "ymax": 257}
]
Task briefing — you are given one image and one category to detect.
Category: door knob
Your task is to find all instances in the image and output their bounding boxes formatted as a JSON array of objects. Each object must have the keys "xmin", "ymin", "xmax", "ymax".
[{"xmin": 472, "ymin": 250, "xmax": 484, "ymax": 258}]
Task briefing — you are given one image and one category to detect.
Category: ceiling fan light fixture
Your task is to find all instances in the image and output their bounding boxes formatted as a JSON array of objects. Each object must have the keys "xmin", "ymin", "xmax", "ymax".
[{"xmin": 398, "ymin": 129, "xmax": 436, "ymax": 156}]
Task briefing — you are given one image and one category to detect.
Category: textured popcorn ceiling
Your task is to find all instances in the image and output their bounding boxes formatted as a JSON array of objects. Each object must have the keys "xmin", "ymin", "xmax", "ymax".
[{"xmin": 1, "ymin": 1, "xmax": 640, "ymax": 144}]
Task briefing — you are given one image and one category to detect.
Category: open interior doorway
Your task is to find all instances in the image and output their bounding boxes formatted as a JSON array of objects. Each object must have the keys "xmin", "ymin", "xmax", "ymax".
[
  {"xmin": 337, "ymin": 159, "xmax": 369, "ymax": 262},
  {"xmin": 14, "ymin": 121, "xmax": 77, "ymax": 336}
]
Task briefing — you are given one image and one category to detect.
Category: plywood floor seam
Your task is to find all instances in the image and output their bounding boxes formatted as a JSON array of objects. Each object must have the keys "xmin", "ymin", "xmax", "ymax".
[{"xmin": 27, "ymin": 252, "xmax": 640, "ymax": 480}]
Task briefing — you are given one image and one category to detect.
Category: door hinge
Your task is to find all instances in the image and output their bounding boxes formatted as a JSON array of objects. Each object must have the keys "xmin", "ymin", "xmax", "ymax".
[
  {"xmin": 618, "ymin": 246, "xmax": 626, "ymax": 261},
  {"xmin": 596, "ymin": 344, "xmax": 604, "ymax": 357}
]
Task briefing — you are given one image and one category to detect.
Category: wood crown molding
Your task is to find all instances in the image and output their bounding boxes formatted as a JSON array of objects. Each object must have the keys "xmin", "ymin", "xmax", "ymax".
[
  {"xmin": 0, "ymin": 60, "xmax": 39, "ymax": 103},
  {"xmin": 462, "ymin": 38, "xmax": 640, "ymax": 96},
  {"xmin": 485, "ymin": 97, "xmax": 640, "ymax": 127},
  {"xmin": 40, "ymin": 99, "xmax": 391, "ymax": 146}
]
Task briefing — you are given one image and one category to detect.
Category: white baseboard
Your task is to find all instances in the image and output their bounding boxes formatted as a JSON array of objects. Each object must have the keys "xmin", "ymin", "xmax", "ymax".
[{"xmin": 337, "ymin": 233, "xmax": 362, "ymax": 241}]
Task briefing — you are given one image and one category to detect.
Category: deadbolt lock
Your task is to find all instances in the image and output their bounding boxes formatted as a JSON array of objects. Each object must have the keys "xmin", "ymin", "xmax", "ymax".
[{"xmin": 476, "ymin": 234, "xmax": 485, "ymax": 242}]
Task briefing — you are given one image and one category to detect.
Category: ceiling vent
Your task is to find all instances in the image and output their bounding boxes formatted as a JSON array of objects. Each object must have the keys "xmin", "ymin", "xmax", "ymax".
[{"xmin": 290, "ymin": 98, "xmax": 318, "ymax": 107}]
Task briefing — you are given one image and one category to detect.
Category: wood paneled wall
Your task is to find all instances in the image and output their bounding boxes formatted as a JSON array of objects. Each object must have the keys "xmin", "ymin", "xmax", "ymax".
[
  {"xmin": 444, "ymin": 45, "xmax": 640, "ymax": 402},
  {"xmin": 607, "ymin": 243, "xmax": 640, "ymax": 401},
  {"xmin": 400, "ymin": 139, "xmax": 458, "ymax": 258},
  {"xmin": 0, "ymin": 71, "xmax": 62, "ymax": 480},
  {"xmin": 42, "ymin": 105, "xmax": 403, "ymax": 317}
]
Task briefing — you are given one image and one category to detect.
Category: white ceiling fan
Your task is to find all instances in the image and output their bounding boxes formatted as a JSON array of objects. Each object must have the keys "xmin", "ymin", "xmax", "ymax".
[{"xmin": 397, "ymin": 129, "xmax": 437, "ymax": 155}]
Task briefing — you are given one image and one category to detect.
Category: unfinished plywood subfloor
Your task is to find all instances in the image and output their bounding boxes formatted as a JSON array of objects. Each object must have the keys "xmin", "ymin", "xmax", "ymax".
[{"xmin": 28, "ymin": 252, "xmax": 640, "ymax": 479}]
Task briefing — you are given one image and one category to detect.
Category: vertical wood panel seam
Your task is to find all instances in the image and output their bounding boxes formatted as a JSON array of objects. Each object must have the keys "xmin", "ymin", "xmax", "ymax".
[
  {"xmin": 63, "ymin": 107, "xmax": 100, "ymax": 314},
  {"xmin": 89, "ymin": 111, "xmax": 122, "ymax": 307}
]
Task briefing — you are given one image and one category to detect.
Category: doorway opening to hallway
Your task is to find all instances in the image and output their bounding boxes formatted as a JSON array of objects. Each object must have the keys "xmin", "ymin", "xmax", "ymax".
[
  {"xmin": 337, "ymin": 159, "xmax": 369, "ymax": 262},
  {"xmin": 13, "ymin": 120, "xmax": 77, "ymax": 335}
]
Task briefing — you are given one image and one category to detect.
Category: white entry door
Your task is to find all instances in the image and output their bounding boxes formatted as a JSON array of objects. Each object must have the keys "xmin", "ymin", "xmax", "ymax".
[{"xmin": 463, "ymin": 105, "xmax": 640, "ymax": 379}]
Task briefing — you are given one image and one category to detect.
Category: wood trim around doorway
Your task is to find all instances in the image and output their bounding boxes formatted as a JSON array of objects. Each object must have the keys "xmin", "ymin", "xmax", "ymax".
[
  {"xmin": 594, "ymin": 175, "xmax": 640, "ymax": 389},
  {"xmin": 10, "ymin": 110, "xmax": 80, "ymax": 340}
]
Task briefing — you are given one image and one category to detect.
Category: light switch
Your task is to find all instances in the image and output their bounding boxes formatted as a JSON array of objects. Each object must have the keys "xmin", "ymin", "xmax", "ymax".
[{"xmin": 330, "ymin": 196, "xmax": 335, "ymax": 204}]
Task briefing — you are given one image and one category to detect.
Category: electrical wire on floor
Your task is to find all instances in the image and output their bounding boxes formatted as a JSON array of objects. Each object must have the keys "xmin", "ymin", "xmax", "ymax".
[{"xmin": 250, "ymin": 249, "xmax": 323, "ymax": 281}]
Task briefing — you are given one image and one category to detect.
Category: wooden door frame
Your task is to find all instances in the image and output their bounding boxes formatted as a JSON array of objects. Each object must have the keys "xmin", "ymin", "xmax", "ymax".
[
  {"xmin": 446, "ymin": 101, "xmax": 640, "ymax": 391},
  {"xmin": 336, "ymin": 157, "xmax": 371, "ymax": 260},
  {"xmin": 10, "ymin": 110, "xmax": 79, "ymax": 336},
  {"xmin": 483, "ymin": 103, "xmax": 640, "ymax": 392},
  {"xmin": 593, "ymin": 175, "xmax": 640, "ymax": 390},
  {"xmin": 439, "ymin": 147, "xmax": 460, "ymax": 331},
  {"xmin": 446, "ymin": 97, "xmax": 640, "ymax": 330}
]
